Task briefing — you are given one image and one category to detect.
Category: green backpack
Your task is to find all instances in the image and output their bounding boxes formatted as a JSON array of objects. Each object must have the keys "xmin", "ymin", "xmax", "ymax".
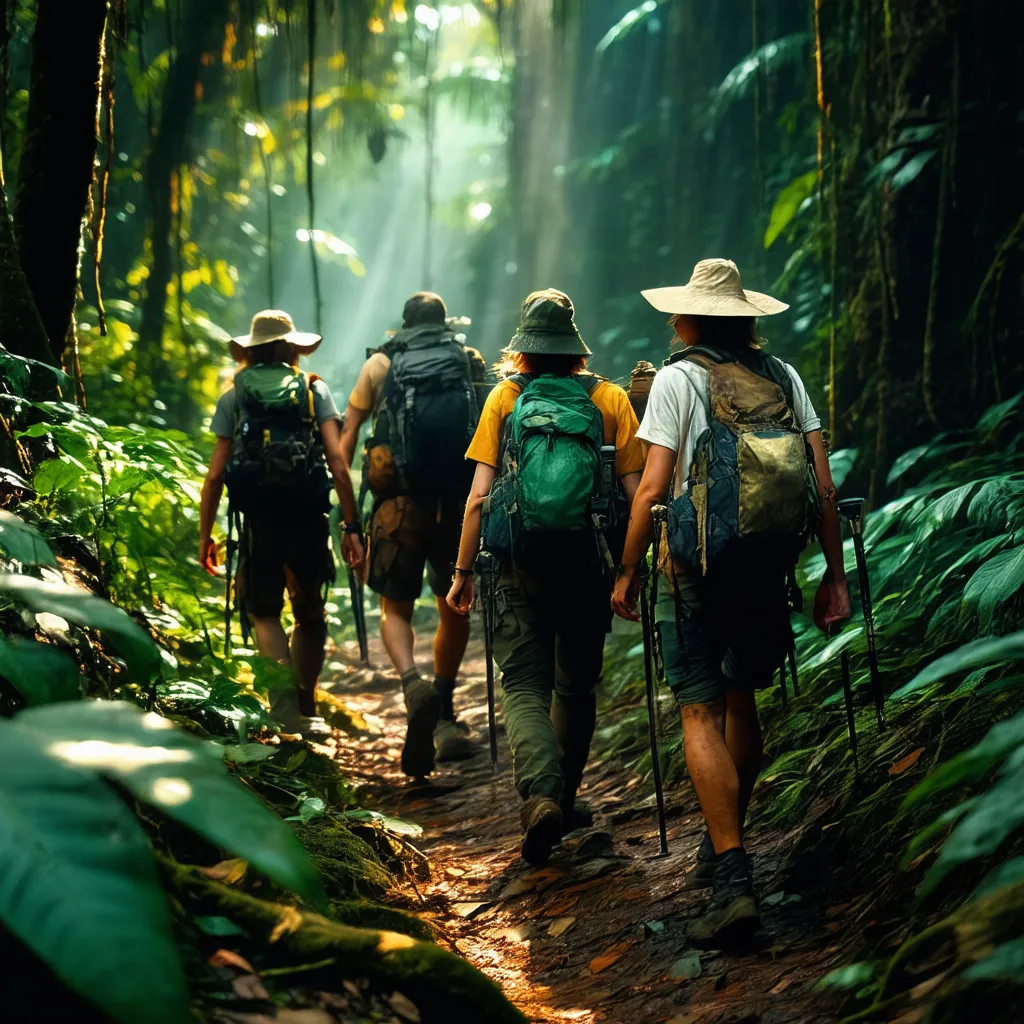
[
  {"xmin": 224, "ymin": 364, "xmax": 330, "ymax": 515},
  {"xmin": 484, "ymin": 373, "xmax": 610, "ymax": 566}
]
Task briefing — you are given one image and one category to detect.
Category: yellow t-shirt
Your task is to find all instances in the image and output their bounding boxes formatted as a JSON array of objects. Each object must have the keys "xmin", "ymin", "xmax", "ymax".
[{"xmin": 465, "ymin": 376, "xmax": 645, "ymax": 476}]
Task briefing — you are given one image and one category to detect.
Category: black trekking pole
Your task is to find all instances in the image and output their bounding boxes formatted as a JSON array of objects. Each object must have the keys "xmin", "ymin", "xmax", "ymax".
[
  {"xmin": 777, "ymin": 660, "xmax": 789, "ymax": 707},
  {"xmin": 477, "ymin": 549, "xmax": 499, "ymax": 772},
  {"xmin": 840, "ymin": 649, "xmax": 858, "ymax": 771},
  {"xmin": 639, "ymin": 504, "xmax": 670, "ymax": 856},
  {"xmin": 838, "ymin": 497, "xmax": 886, "ymax": 730},
  {"xmin": 223, "ymin": 502, "xmax": 237, "ymax": 657},
  {"xmin": 787, "ymin": 644, "xmax": 800, "ymax": 697},
  {"xmin": 347, "ymin": 565, "xmax": 369, "ymax": 665}
]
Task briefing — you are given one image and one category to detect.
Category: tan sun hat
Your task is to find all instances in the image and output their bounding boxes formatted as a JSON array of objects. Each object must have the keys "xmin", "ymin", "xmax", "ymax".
[
  {"xmin": 231, "ymin": 309, "xmax": 322, "ymax": 351},
  {"xmin": 641, "ymin": 258, "xmax": 789, "ymax": 318}
]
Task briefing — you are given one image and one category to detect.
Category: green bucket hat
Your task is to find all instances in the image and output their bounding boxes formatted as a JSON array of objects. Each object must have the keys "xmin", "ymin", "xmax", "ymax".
[{"xmin": 505, "ymin": 289, "xmax": 591, "ymax": 356}]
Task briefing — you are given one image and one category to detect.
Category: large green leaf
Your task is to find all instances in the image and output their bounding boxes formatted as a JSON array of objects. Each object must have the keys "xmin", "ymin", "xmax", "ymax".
[
  {"xmin": 15, "ymin": 700, "xmax": 327, "ymax": 911},
  {"xmin": 595, "ymin": 0, "xmax": 669, "ymax": 54},
  {"xmin": 918, "ymin": 763, "xmax": 1024, "ymax": 898},
  {"xmin": 965, "ymin": 938, "xmax": 1024, "ymax": 983},
  {"xmin": 900, "ymin": 631, "xmax": 1024, "ymax": 690},
  {"xmin": 975, "ymin": 391, "xmax": 1022, "ymax": 439},
  {"xmin": 33, "ymin": 454, "xmax": 88, "ymax": 496},
  {"xmin": 0, "ymin": 636, "xmax": 80, "ymax": 705},
  {"xmin": 0, "ymin": 574, "xmax": 160, "ymax": 680},
  {"xmin": 0, "ymin": 724, "xmax": 189, "ymax": 1024},
  {"xmin": 764, "ymin": 170, "xmax": 818, "ymax": 248},
  {"xmin": 0, "ymin": 510, "xmax": 57, "ymax": 566},
  {"xmin": 963, "ymin": 546, "xmax": 1024, "ymax": 623}
]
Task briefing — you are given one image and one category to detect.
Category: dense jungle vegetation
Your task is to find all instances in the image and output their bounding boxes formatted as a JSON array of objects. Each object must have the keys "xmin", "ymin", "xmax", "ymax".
[{"xmin": 0, "ymin": 1, "xmax": 1021, "ymax": 1022}]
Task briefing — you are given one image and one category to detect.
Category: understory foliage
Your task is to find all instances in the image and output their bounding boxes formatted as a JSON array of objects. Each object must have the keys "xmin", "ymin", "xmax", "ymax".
[
  {"xmin": 599, "ymin": 391, "xmax": 1024, "ymax": 1017},
  {"xmin": 0, "ymin": 348, "xmax": 524, "ymax": 1023}
]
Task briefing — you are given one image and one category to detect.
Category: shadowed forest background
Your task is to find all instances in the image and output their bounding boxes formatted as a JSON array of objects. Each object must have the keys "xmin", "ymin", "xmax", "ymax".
[{"xmin": 0, "ymin": 2, "xmax": 1022, "ymax": 1023}]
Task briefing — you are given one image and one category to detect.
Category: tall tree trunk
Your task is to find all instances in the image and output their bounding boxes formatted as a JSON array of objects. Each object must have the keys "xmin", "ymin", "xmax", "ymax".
[
  {"xmin": 137, "ymin": 0, "xmax": 228, "ymax": 359},
  {"xmin": 0, "ymin": 150, "xmax": 52, "ymax": 365},
  {"xmin": 12, "ymin": 0, "xmax": 108, "ymax": 366}
]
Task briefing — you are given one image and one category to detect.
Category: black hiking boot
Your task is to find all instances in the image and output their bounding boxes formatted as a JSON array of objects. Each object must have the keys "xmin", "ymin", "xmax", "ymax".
[
  {"xmin": 687, "ymin": 847, "xmax": 761, "ymax": 948},
  {"xmin": 561, "ymin": 798, "xmax": 594, "ymax": 836},
  {"xmin": 401, "ymin": 678, "xmax": 441, "ymax": 778},
  {"xmin": 682, "ymin": 830, "xmax": 715, "ymax": 891},
  {"xmin": 520, "ymin": 796, "xmax": 563, "ymax": 865}
]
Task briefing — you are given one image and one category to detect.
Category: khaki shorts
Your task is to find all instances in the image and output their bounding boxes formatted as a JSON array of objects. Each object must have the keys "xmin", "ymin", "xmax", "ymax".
[{"xmin": 366, "ymin": 495, "xmax": 464, "ymax": 602}]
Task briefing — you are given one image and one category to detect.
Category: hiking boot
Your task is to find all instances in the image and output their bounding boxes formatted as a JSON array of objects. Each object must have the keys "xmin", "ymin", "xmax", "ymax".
[
  {"xmin": 400, "ymin": 678, "xmax": 441, "ymax": 778},
  {"xmin": 561, "ymin": 798, "xmax": 594, "ymax": 835},
  {"xmin": 520, "ymin": 796, "xmax": 563, "ymax": 865},
  {"xmin": 687, "ymin": 847, "xmax": 761, "ymax": 948},
  {"xmin": 682, "ymin": 830, "xmax": 715, "ymax": 891},
  {"xmin": 434, "ymin": 716, "xmax": 477, "ymax": 762}
]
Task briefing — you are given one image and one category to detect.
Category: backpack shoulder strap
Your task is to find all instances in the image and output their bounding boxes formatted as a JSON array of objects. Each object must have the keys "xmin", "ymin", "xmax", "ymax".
[
  {"xmin": 666, "ymin": 344, "xmax": 735, "ymax": 368},
  {"xmin": 507, "ymin": 372, "xmax": 535, "ymax": 393},
  {"xmin": 298, "ymin": 370, "xmax": 317, "ymax": 423},
  {"xmin": 578, "ymin": 373, "xmax": 604, "ymax": 396}
]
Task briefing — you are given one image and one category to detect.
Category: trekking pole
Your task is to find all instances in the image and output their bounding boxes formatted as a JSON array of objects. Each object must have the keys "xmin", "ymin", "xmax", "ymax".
[
  {"xmin": 223, "ymin": 501, "xmax": 237, "ymax": 657},
  {"xmin": 788, "ymin": 644, "xmax": 800, "ymax": 697},
  {"xmin": 837, "ymin": 497, "xmax": 886, "ymax": 730},
  {"xmin": 347, "ymin": 565, "xmax": 369, "ymax": 664},
  {"xmin": 777, "ymin": 660, "xmax": 789, "ymax": 707},
  {"xmin": 477, "ymin": 549, "xmax": 499, "ymax": 772},
  {"xmin": 640, "ymin": 503, "xmax": 670, "ymax": 856},
  {"xmin": 840, "ymin": 649, "xmax": 858, "ymax": 772}
]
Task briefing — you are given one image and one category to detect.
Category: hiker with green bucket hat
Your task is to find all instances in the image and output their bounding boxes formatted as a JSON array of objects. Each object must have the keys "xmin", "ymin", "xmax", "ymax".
[{"xmin": 447, "ymin": 289, "xmax": 645, "ymax": 865}]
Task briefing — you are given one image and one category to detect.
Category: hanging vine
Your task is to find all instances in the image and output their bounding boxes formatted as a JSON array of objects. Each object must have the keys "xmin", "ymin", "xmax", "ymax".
[{"xmin": 305, "ymin": 0, "xmax": 321, "ymax": 333}]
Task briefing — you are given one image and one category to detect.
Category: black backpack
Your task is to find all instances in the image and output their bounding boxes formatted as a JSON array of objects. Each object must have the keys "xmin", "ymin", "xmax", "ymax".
[
  {"xmin": 223, "ymin": 364, "xmax": 331, "ymax": 516},
  {"xmin": 364, "ymin": 324, "xmax": 479, "ymax": 497}
]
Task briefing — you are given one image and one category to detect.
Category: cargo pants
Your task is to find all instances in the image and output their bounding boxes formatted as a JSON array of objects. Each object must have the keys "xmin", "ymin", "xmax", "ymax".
[{"xmin": 491, "ymin": 561, "xmax": 612, "ymax": 806}]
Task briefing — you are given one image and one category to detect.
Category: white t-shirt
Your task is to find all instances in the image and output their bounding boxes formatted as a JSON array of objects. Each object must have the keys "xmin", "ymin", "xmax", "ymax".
[{"xmin": 637, "ymin": 356, "xmax": 821, "ymax": 497}]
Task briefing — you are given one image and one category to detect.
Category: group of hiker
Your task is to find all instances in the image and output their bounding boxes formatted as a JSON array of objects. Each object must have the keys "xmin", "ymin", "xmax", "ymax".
[{"xmin": 199, "ymin": 258, "xmax": 851, "ymax": 946}]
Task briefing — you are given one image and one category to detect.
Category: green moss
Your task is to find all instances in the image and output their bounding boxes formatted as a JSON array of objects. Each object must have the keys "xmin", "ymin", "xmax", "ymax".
[
  {"xmin": 330, "ymin": 899, "xmax": 435, "ymax": 941},
  {"xmin": 291, "ymin": 820, "xmax": 393, "ymax": 900}
]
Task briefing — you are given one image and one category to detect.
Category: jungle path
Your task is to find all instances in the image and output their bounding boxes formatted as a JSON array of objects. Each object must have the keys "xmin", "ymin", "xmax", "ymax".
[{"xmin": 323, "ymin": 628, "xmax": 850, "ymax": 1024}]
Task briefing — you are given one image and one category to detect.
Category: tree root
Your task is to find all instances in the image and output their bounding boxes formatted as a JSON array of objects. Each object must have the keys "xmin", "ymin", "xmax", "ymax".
[{"xmin": 161, "ymin": 859, "xmax": 527, "ymax": 1023}]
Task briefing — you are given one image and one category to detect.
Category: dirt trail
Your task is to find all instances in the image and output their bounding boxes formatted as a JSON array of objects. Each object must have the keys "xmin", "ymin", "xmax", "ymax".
[{"xmin": 324, "ymin": 629, "xmax": 850, "ymax": 1024}]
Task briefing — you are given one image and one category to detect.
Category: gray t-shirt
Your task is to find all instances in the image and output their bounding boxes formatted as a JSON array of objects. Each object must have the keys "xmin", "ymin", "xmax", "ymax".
[
  {"xmin": 210, "ymin": 376, "xmax": 341, "ymax": 440},
  {"xmin": 637, "ymin": 355, "xmax": 821, "ymax": 497}
]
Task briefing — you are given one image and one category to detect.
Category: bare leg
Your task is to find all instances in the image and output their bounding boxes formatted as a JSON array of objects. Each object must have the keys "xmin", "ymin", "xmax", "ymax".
[
  {"xmin": 290, "ymin": 618, "xmax": 327, "ymax": 717},
  {"xmin": 380, "ymin": 597, "xmax": 417, "ymax": 675},
  {"xmin": 250, "ymin": 616, "xmax": 289, "ymax": 664},
  {"xmin": 681, "ymin": 700, "xmax": 742, "ymax": 854},
  {"xmin": 724, "ymin": 686, "xmax": 763, "ymax": 830},
  {"xmin": 434, "ymin": 595, "xmax": 470, "ymax": 679}
]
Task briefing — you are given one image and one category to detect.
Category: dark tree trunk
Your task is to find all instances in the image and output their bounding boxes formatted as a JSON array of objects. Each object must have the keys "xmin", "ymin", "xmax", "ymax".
[
  {"xmin": 12, "ymin": 0, "xmax": 108, "ymax": 366},
  {"xmin": 137, "ymin": 0, "xmax": 228, "ymax": 358},
  {"xmin": 0, "ymin": 154, "xmax": 52, "ymax": 365}
]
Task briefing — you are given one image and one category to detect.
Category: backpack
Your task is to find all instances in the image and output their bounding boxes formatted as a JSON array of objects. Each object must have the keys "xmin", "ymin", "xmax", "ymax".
[
  {"xmin": 666, "ymin": 346, "xmax": 820, "ymax": 576},
  {"xmin": 363, "ymin": 325, "xmax": 478, "ymax": 498},
  {"xmin": 223, "ymin": 364, "xmax": 330, "ymax": 515},
  {"xmin": 483, "ymin": 373, "xmax": 613, "ymax": 568}
]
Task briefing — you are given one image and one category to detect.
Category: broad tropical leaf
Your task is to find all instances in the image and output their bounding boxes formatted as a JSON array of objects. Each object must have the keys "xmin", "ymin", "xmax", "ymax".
[
  {"xmin": 901, "ymin": 631, "xmax": 1024, "ymax": 690},
  {"xmin": 595, "ymin": 0, "xmax": 669, "ymax": 54},
  {"xmin": 764, "ymin": 170, "xmax": 817, "ymax": 248},
  {"xmin": 0, "ymin": 510, "xmax": 57, "ymax": 566},
  {"xmin": 965, "ymin": 938, "xmax": 1024, "ymax": 983},
  {"xmin": 0, "ymin": 574, "xmax": 160, "ymax": 680},
  {"xmin": 976, "ymin": 391, "xmax": 1023, "ymax": 438},
  {"xmin": 709, "ymin": 33, "xmax": 812, "ymax": 126},
  {"xmin": 0, "ymin": 724, "xmax": 189, "ymax": 1024},
  {"xmin": 0, "ymin": 636, "xmax": 80, "ymax": 705},
  {"xmin": 15, "ymin": 700, "xmax": 327, "ymax": 910},
  {"xmin": 962, "ymin": 546, "xmax": 1024, "ymax": 623}
]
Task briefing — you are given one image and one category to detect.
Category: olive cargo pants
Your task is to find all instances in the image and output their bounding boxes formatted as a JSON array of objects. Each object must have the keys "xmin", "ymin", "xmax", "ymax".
[{"xmin": 491, "ymin": 562, "xmax": 612, "ymax": 806}]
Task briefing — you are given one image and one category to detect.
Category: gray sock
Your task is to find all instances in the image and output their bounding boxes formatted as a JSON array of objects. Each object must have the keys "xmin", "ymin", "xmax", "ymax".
[{"xmin": 400, "ymin": 667, "xmax": 422, "ymax": 694}]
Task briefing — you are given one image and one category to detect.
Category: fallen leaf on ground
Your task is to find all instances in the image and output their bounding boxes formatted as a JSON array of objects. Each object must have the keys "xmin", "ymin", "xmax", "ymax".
[
  {"xmin": 590, "ymin": 941, "xmax": 633, "ymax": 974},
  {"xmin": 453, "ymin": 901, "xmax": 491, "ymax": 919},
  {"xmin": 547, "ymin": 916, "xmax": 576, "ymax": 938},
  {"xmin": 269, "ymin": 906, "xmax": 303, "ymax": 943},
  {"xmin": 890, "ymin": 748, "xmax": 926, "ymax": 775},
  {"xmin": 201, "ymin": 858, "xmax": 248, "ymax": 884},
  {"xmin": 445, "ymin": 866, "xmax": 466, "ymax": 877},
  {"xmin": 231, "ymin": 974, "xmax": 269, "ymax": 1000},
  {"xmin": 208, "ymin": 948, "xmax": 255, "ymax": 973},
  {"xmin": 670, "ymin": 952, "xmax": 702, "ymax": 981},
  {"xmin": 388, "ymin": 991, "xmax": 421, "ymax": 1022},
  {"xmin": 770, "ymin": 976, "xmax": 796, "ymax": 995}
]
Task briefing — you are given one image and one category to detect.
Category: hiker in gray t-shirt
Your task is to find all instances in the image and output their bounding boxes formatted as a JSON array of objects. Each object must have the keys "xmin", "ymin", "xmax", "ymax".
[{"xmin": 612, "ymin": 260, "xmax": 850, "ymax": 948}]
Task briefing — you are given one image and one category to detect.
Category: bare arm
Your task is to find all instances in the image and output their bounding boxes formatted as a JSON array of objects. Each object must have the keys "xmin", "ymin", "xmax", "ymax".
[
  {"xmin": 447, "ymin": 461, "xmax": 497, "ymax": 614},
  {"xmin": 619, "ymin": 470, "xmax": 641, "ymax": 506},
  {"xmin": 339, "ymin": 403, "xmax": 370, "ymax": 467},
  {"xmin": 807, "ymin": 429, "xmax": 850, "ymax": 628},
  {"xmin": 611, "ymin": 446, "xmax": 675, "ymax": 620},
  {"xmin": 198, "ymin": 438, "xmax": 232, "ymax": 574},
  {"xmin": 321, "ymin": 418, "xmax": 365, "ymax": 568}
]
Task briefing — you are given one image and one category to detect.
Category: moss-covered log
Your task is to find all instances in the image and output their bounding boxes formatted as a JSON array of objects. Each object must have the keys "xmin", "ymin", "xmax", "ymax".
[{"xmin": 162, "ymin": 860, "xmax": 528, "ymax": 1024}]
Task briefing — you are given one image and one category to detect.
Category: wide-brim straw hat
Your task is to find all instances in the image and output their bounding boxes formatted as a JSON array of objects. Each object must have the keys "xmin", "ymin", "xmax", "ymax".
[
  {"xmin": 231, "ymin": 310, "xmax": 323, "ymax": 351},
  {"xmin": 504, "ymin": 288, "xmax": 592, "ymax": 357},
  {"xmin": 641, "ymin": 259, "xmax": 789, "ymax": 318}
]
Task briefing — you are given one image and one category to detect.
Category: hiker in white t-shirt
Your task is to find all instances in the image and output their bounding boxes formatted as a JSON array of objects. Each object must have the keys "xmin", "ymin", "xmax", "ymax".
[{"xmin": 612, "ymin": 259, "xmax": 850, "ymax": 947}]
